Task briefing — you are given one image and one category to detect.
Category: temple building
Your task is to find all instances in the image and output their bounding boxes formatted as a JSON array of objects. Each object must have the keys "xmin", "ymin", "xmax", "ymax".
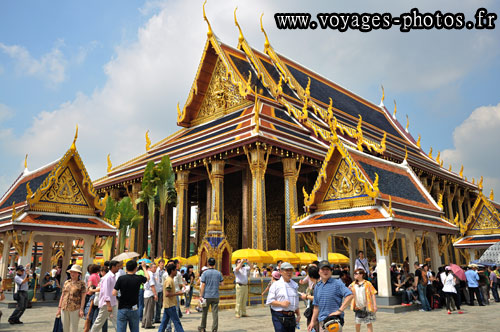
[
  {"xmin": 93, "ymin": 6, "xmax": 492, "ymax": 276},
  {"xmin": 0, "ymin": 129, "xmax": 116, "ymax": 283}
]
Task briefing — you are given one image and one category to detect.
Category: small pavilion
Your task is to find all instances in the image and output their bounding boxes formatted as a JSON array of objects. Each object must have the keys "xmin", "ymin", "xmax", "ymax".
[
  {"xmin": 293, "ymin": 126, "xmax": 459, "ymax": 306},
  {"xmin": 453, "ymin": 190, "xmax": 500, "ymax": 262},
  {"xmin": 0, "ymin": 129, "xmax": 116, "ymax": 285}
]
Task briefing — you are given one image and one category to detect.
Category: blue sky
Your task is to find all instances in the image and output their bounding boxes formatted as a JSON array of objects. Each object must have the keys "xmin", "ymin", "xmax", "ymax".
[{"xmin": 1, "ymin": 0, "xmax": 499, "ymax": 198}]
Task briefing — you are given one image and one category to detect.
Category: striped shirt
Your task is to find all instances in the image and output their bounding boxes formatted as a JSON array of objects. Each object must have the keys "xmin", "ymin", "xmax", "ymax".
[{"xmin": 313, "ymin": 277, "xmax": 352, "ymax": 322}]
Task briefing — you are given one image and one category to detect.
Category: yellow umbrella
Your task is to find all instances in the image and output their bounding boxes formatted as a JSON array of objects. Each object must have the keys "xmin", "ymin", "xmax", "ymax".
[
  {"xmin": 232, "ymin": 249, "xmax": 273, "ymax": 264},
  {"xmin": 171, "ymin": 256, "xmax": 187, "ymax": 265},
  {"xmin": 267, "ymin": 250, "xmax": 300, "ymax": 264},
  {"xmin": 187, "ymin": 255, "xmax": 199, "ymax": 265},
  {"xmin": 328, "ymin": 253, "xmax": 350, "ymax": 264},
  {"xmin": 295, "ymin": 252, "xmax": 318, "ymax": 265}
]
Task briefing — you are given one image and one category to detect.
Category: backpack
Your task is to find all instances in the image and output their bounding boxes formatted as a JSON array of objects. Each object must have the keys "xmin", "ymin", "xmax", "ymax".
[{"xmin": 419, "ymin": 269, "xmax": 428, "ymax": 285}]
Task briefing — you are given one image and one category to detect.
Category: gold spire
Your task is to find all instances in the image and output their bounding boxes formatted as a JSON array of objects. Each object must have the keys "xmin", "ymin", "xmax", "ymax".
[
  {"xmin": 405, "ymin": 114, "xmax": 409, "ymax": 132},
  {"xmin": 472, "ymin": 178, "xmax": 475, "ymax": 185},
  {"xmin": 459, "ymin": 165, "xmax": 464, "ymax": 178},
  {"xmin": 428, "ymin": 147, "xmax": 433, "ymax": 159},
  {"xmin": 234, "ymin": 7, "xmax": 244, "ymax": 44},
  {"xmin": 416, "ymin": 134, "xmax": 421, "ymax": 148},
  {"xmin": 436, "ymin": 151, "xmax": 441, "ymax": 163},
  {"xmin": 24, "ymin": 154, "xmax": 28, "ymax": 169},
  {"xmin": 260, "ymin": 13, "xmax": 270, "ymax": 50},
  {"xmin": 70, "ymin": 124, "xmax": 78, "ymax": 152},
  {"xmin": 490, "ymin": 189, "xmax": 495, "ymax": 201},
  {"xmin": 380, "ymin": 85, "xmax": 385, "ymax": 104},
  {"xmin": 107, "ymin": 154, "xmax": 112, "ymax": 173},
  {"xmin": 478, "ymin": 176, "xmax": 483, "ymax": 190},
  {"xmin": 202, "ymin": 0, "xmax": 213, "ymax": 38},
  {"xmin": 145, "ymin": 130, "xmax": 151, "ymax": 151},
  {"xmin": 448, "ymin": 164, "xmax": 452, "ymax": 172},
  {"xmin": 393, "ymin": 100, "xmax": 397, "ymax": 118}
]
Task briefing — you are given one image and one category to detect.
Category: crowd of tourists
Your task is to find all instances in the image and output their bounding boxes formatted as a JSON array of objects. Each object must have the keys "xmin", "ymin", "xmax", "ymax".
[{"xmin": 6, "ymin": 250, "xmax": 500, "ymax": 332}]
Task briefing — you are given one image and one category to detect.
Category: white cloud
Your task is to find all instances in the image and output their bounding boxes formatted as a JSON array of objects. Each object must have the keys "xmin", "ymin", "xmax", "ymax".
[
  {"xmin": 0, "ymin": 103, "xmax": 13, "ymax": 122},
  {"xmin": 0, "ymin": 40, "xmax": 67, "ymax": 85},
  {"xmin": 74, "ymin": 41, "xmax": 100, "ymax": 65},
  {"xmin": 442, "ymin": 103, "xmax": 500, "ymax": 196}
]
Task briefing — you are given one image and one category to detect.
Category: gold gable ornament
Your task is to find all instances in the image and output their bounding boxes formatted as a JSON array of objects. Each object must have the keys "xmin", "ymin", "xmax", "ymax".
[{"xmin": 40, "ymin": 167, "xmax": 89, "ymax": 207}]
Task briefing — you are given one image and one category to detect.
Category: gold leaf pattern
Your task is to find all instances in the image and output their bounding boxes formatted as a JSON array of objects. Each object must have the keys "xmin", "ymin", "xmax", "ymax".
[
  {"xmin": 40, "ymin": 167, "xmax": 88, "ymax": 206},
  {"xmin": 324, "ymin": 159, "xmax": 365, "ymax": 201}
]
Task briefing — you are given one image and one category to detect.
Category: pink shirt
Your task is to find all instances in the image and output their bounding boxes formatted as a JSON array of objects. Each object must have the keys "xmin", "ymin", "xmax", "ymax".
[
  {"xmin": 87, "ymin": 273, "xmax": 100, "ymax": 295},
  {"xmin": 98, "ymin": 271, "xmax": 117, "ymax": 308}
]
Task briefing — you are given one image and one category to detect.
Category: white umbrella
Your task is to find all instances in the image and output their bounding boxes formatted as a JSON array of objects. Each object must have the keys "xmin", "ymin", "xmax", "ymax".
[
  {"xmin": 112, "ymin": 251, "xmax": 140, "ymax": 261},
  {"xmin": 478, "ymin": 242, "xmax": 500, "ymax": 265}
]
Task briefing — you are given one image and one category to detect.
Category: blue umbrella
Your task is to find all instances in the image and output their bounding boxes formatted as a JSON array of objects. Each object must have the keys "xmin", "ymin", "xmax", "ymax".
[{"xmin": 138, "ymin": 258, "xmax": 152, "ymax": 264}]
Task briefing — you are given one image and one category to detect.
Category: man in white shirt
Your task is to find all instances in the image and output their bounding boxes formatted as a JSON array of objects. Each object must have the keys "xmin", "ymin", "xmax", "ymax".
[
  {"xmin": 354, "ymin": 251, "xmax": 370, "ymax": 276},
  {"xmin": 141, "ymin": 264, "xmax": 158, "ymax": 329},
  {"xmin": 91, "ymin": 260, "xmax": 120, "ymax": 332},
  {"xmin": 266, "ymin": 262, "xmax": 300, "ymax": 332},
  {"xmin": 154, "ymin": 259, "xmax": 165, "ymax": 323},
  {"xmin": 234, "ymin": 259, "xmax": 251, "ymax": 318}
]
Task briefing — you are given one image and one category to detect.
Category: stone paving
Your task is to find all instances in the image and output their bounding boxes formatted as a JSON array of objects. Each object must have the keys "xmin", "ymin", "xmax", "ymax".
[{"xmin": 0, "ymin": 301, "xmax": 498, "ymax": 332}]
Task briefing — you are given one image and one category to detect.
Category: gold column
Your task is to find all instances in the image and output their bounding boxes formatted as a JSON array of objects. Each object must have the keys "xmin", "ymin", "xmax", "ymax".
[
  {"xmin": 174, "ymin": 171, "xmax": 189, "ymax": 257},
  {"xmin": 282, "ymin": 157, "xmax": 302, "ymax": 252},
  {"xmin": 205, "ymin": 160, "xmax": 225, "ymax": 232},
  {"xmin": 245, "ymin": 144, "xmax": 271, "ymax": 250},
  {"xmin": 129, "ymin": 183, "xmax": 142, "ymax": 252}
]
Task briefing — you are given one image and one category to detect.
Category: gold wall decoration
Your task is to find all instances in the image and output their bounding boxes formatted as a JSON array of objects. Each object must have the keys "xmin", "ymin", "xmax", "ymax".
[
  {"xmin": 90, "ymin": 236, "xmax": 107, "ymax": 257},
  {"xmin": 195, "ymin": 59, "xmax": 246, "ymax": 124},
  {"xmin": 300, "ymin": 232, "xmax": 321, "ymax": 255},
  {"xmin": 40, "ymin": 167, "xmax": 89, "ymax": 206},
  {"xmin": 324, "ymin": 159, "xmax": 365, "ymax": 201},
  {"xmin": 438, "ymin": 235, "xmax": 451, "ymax": 256},
  {"xmin": 414, "ymin": 231, "xmax": 427, "ymax": 262},
  {"xmin": 372, "ymin": 227, "xmax": 399, "ymax": 256}
]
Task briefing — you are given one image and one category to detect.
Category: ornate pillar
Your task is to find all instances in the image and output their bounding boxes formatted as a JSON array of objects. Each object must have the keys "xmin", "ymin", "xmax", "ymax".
[
  {"xmin": 81, "ymin": 235, "xmax": 93, "ymax": 274},
  {"xmin": 174, "ymin": 170, "xmax": 189, "ymax": 258},
  {"xmin": 244, "ymin": 144, "xmax": 270, "ymax": 250},
  {"xmin": 403, "ymin": 230, "xmax": 417, "ymax": 273},
  {"xmin": 129, "ymin": 182, "xmax": 142, "ymax": 252},
  {"xmin": 0, "ymin": 236, "xmax": 10, "ymax": 280},
  {"xmin": 317, "ymin": 232, "xmax": 329, "ymax": 261},
  {"xmin": 373, "ymin": 229, "xmax": 392, "ymax": 297},
  {"xmin": 468, "ymin": 249, "xmax": 476, "ymax": 262},
  {"xmin": 282, "ymin": 157, "xmax": 302, "ymax": 252},
  {"xmin": 205, "ymin": 160, "xmax": 225, "ymax": 231},
  {"xmin": 40, "ymin": 237, "xmax": 52, "ymax": 277},
  {"xmin": 427, "ymin": 233, "xmax": 442, "ymax": 270}
]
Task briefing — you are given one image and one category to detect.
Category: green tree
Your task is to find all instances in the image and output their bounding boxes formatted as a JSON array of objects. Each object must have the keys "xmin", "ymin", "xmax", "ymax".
[
  {"xmin": 152, "ymin": 155, "xmax": 177, "ymax": 256},
  {"xmin": 136, "ymin": 161, "xmax": 157, "ymax": 257},
  {"xmin": 116, "ymin": 197, "xmax": 142, "ymax": 253}
]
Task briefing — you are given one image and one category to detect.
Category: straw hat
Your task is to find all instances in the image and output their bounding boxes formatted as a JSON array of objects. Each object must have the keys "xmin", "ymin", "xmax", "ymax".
[{"xmin": 69, "ymin": 264, "xmax": 82, "ymax": 274}]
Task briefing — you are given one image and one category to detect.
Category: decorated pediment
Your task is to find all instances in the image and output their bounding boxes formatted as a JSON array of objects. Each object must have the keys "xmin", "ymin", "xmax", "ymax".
[
  {"xmin": 464, "ymin": 193, "xmax": 500, "ymax": 235},
  {"xmin": 303, "ymin": 138, "xmax": 379, "ymax": 212},
  {"xmin": 192, "ymin": 58, "xmax": 247, "ymax": 126},
  {"xmin": 39, "ymin": 167, "xmax": 89, "ymax": 207},
  {"xmin": 26, "ymin": 128, "xmax": 106, "ymax": 216}
]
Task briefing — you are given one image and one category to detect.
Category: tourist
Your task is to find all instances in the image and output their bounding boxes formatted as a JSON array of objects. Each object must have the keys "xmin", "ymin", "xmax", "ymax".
[
  {"xmin": 66, "ymin": 258, "xmax": 77, "ymax": 280},
  {"xmin": 308, "ymin": 260, "xmax": 353, "ymax": 332},
  {"xmin": 136, "ymin": 261, "xmax": 146, "ymax": 321},
  {"xmin": 142, "ymin": 263, "xmax": 158, "ymax": 329},
  {"xmin": 266, "ymin": 262, "xmax": 300, "ymax": 332},
  {"xmin": 299, "ymin": 261, "xmax": 319, "ymax": 288},
  {"xmin": 414, "ymin": 263, "xmax": 431, "ymax": 311},
  {"xmin": 91, "ymin": 260, "xmax": 120, "ymax": 332},
  {"xmin": 113, "ymin": 260, "xmax": 149, "ymax": 332},
  {"xmin": 300, "ymin": 265, "xmax": 319, "ymax": 332},
  {"xmin": 234, "ymin": 258, "xmax": 251, "ymax": 318},
  {"xmin": 184, "ymin": 264, "xmax": 195, "ymax": 314},
  {"xmin": 158, "ymin": 264, "xmax": 186, "ymax": 332},
  {"xmin": 275, "ymin": 261, "xmax": 283, "ymax": 271},
  {"xmin": 355, "ymin": 251, "xmax": 370, "ymax": 275},
  {"xmin": 349, "ymin": 268, "xmax": 377, "ymax": 332},
  {"xmin": 174, "ymin": 259, "xmax": 186, "ymax": 318},
  {"xmin": 57, "ymin": 264, "xmax": 86, "ymax": 332},
  {"xmin": 84, "ymin": 264, "xmax": 102, "ymax": 332},
  {"xmin": 40, "ymin": 272, "xmax": 61, "ymax": 301},
  {"xmin": 262, "ymin": 270, "xmax": 281, "ymax": 295},
  {"xmin": 442, "ymin": 266, "xmax": 463, "ymax": 314},
  {"xmin": 9, "ymin": 265, "xmax": 30, "ymax": 324},
  {"xmin": 252, "ymin": 265, "xmax": 261, "ymax": 278},
  {"xmin": 465, "ymin": 264, "xmax": 483, "ymax": 306},
  {"xmin": 116, "ymin": 261, "xmax": 126, "ymax": 280},
  {"xmin": 195, "ymin": 266, "xmax": 208, "ymax": 313},
  {"xmin": 155, "ymin": 259, "xmax": 166, "ymax": 323},
  {"xmin": 198, "ymin": 257, "xmax": 224, "ymax": 332},
  {"xmin": 478, "ymin": 267, "xmax": 489, "ymax": 305},
  {"xmin": 488, "ymin": 266, "xmax": 500, "ymax": 302}
]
